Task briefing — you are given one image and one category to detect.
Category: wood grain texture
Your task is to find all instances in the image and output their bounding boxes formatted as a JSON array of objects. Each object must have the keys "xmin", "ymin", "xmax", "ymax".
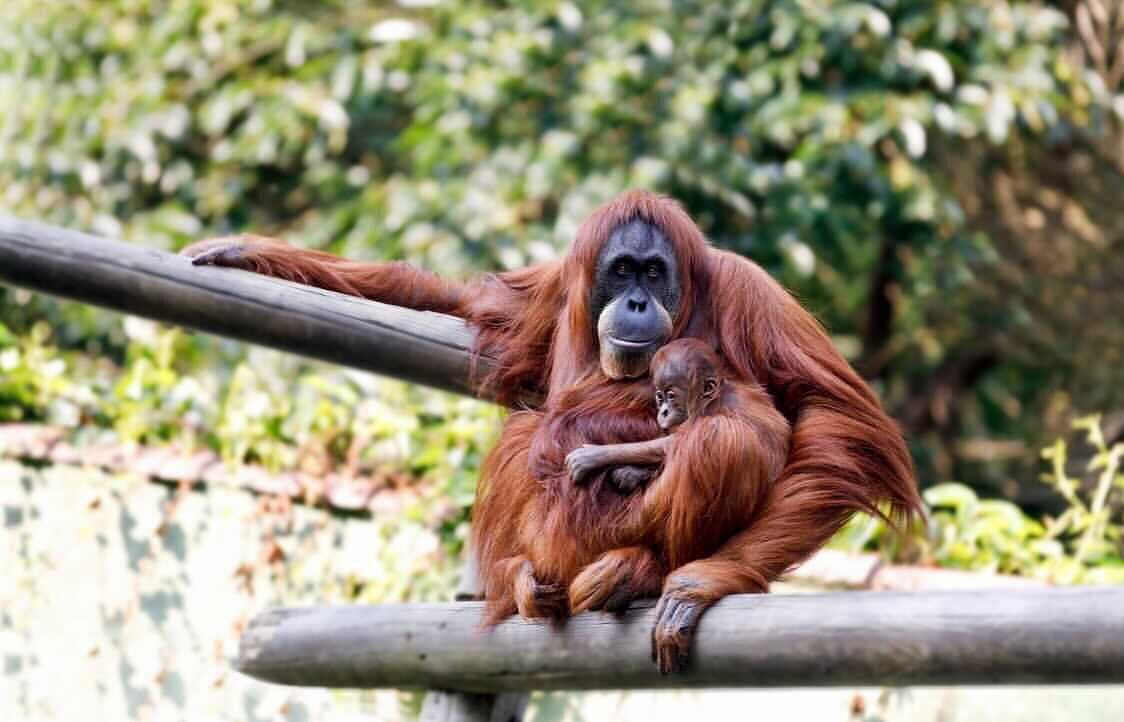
[
  {"xmin": 0, "ymin": 216, "xmax": 495, "ymax": 398},
  {"xmin": 416, "ymin": 552, "xmax": 529, "ymax": 722},
  {"xmin": 236, "ymin": 588, "xmax": 1124, "ymax": 691}
]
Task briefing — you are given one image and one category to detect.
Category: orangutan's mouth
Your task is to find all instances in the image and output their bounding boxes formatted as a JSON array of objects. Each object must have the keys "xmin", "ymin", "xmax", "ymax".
[{"xmin": 609, "ymin": 336, "xmax": 658, "ymax": 350}]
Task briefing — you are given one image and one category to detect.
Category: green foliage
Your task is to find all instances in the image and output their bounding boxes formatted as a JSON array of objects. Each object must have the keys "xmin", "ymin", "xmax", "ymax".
[
  {"xmin": 837, "ymin": 416, "xmax": 1124, "ymax": 583},
  {"xmin": 1036, "ymin": 415, "xmax": 1124, "ymax": 582},
  {"xmin": 0, "ymin": 320, "xmax": 498, "ymax": 566},
  {"xmin": 110, "ymin": 322, "xmax": 207, "ymax": 444},
  {"xmin": 2, "ymin": 0, "xmax": 1115, "ymax": 495},
  {"xmin": 2, "ymin": 0, "xmax": 1116, "ymax": 494},
  {"xmin": 923, "ymin": 482, "xmax": 1050, "ymax": 574},
  {"xmin": 0, "ymin": 322, "xmax": 70, "ymax": 422},
  {"xmin": 0, "ymin": 0, "xmax": 1084, "ymax": 265}
]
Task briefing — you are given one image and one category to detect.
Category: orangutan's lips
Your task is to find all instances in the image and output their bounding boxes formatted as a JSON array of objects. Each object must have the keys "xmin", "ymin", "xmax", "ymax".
[{"xmin": 609, "ymin": 336, "xmax": 657, "ymax": 350}]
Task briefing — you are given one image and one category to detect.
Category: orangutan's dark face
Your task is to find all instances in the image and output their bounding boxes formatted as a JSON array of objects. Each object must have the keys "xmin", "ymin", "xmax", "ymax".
[{"xmin": 590, "ymin": 220, "xmax": 680, "ymax": 379}]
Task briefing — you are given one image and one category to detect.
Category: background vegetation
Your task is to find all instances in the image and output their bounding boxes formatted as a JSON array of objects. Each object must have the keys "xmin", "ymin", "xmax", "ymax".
[{"xmin": 2, "ymin": 0, "xmax": 1123, "ymax": 696}]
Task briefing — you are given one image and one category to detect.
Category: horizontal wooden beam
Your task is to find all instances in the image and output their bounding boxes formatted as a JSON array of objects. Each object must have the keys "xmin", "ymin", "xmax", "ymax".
[
  {"xmin": 236, "ymin": 588, "xmax": 1124, "ymax": 691},
  {"xmin": 0, "ymin": 216, "xmax": 494, "ymax": 399}
]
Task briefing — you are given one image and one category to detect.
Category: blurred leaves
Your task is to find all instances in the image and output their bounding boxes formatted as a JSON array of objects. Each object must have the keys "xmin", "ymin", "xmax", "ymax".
[
  {"xmin": 838, "ymin": 415, "xmax": 1124, "ymax": 582},
  {"xmin": 0, "ymin": 319, "xmax": 499, "ymax": 567},
  {"xmin": 0, "ymin": 322, "xmax": 70, "ymax": 422},
  {"xmin": 3, "ymin": 0, "xmax": 1120, "ymax": 495}
]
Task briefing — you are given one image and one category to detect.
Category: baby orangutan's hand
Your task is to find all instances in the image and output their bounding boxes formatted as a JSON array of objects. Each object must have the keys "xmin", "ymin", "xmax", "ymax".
[{"xmin": 565, "ymin": 444, "xmax": 609, "ymax": 485}]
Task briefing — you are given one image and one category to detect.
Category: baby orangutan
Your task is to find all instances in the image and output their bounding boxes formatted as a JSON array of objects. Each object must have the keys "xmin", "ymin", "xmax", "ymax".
[{"xmin": 566, "ymin": 338, "xmax": 754, "ymax": 486}]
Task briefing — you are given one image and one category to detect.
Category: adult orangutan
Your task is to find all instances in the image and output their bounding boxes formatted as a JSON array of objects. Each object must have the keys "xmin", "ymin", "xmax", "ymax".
[{"xmin": 185, "ymin": 191, "xmax": 922, "ymax": 673}]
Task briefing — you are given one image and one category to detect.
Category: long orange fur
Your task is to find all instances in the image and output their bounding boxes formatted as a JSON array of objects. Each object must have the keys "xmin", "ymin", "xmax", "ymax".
[{"xmin": 185, "ymin": 191, "xmax": 923, "ymax": 625}]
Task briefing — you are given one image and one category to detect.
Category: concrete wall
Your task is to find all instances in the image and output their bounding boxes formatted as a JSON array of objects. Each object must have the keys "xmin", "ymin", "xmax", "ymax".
[{"xmin": 0, "ymin": 459, "xmax": 410, "ymax": 722}]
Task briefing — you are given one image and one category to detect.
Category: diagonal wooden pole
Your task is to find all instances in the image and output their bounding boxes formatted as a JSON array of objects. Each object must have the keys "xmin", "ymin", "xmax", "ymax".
[{"xmin": 0, "ymin": 216, "xmax": 497, "ymax": 399}]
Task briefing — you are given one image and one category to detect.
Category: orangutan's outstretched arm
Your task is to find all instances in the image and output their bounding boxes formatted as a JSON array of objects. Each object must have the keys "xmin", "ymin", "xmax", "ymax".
[
  {"xmin": 185, "ymin": 236, "xmax": 568, "ymax": 405},
  {"xmin": 182, "ymin": 235, "xmax": 467, "ymax": 313}
]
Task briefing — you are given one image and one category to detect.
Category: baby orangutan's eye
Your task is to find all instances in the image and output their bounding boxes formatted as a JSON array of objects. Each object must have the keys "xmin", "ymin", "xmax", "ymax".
[{"xmin": 655, "ymin": 391, "xmax": 664, "ymax": 403}]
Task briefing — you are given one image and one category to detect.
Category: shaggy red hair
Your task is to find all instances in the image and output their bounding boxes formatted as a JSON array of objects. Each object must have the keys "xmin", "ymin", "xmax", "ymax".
[{"xmin": 184, "ymin": 190, "xmax": 922, "ymax": 629}]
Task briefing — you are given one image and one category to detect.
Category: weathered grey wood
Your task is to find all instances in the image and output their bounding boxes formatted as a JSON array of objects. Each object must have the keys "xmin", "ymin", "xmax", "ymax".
[
  {"xmin": 418, "ymin": 550, "xmax": 529, "ymax": 722},
  {"xmin": 237, "ymin": 588, "xmax": 1124, "ymax": 691},
  {"xmin": 0, "ymin": 216, "xmax": 494, "ymax": 398}
]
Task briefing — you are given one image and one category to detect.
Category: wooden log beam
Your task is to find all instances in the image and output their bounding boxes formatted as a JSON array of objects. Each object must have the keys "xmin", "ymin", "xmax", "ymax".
[
  {"xmin": 0, "ymin": 216, "xmax": 494, "ymax": 399},
  {"xmin": 417, "ymin": 553, "xmax": 530, "ymax": 722},
  {"xmin": 236, "ymin": 588, "xmax": 1124, "ymax": 691}
]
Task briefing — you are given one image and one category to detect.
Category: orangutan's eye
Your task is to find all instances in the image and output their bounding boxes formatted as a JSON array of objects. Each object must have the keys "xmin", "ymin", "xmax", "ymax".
[
  {"xmin": 614, "ymin": 261, "xmax": 631, "ymax": 277},
  {"xmin": 646, "ymin": 264, "xmax": 661, "ymax": 279}
]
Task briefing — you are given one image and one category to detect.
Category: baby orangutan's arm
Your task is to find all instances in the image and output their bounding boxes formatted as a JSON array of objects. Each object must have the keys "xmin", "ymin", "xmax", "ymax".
[{"xmin": 565, "ymin": 436, "xmax": 673, "ymax": 485}]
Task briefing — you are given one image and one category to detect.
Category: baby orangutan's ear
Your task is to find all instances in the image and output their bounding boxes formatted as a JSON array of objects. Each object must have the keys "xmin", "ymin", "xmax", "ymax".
[{"xmin": 702, "ymin": 376, "xmax": 721, "ymax": 401}]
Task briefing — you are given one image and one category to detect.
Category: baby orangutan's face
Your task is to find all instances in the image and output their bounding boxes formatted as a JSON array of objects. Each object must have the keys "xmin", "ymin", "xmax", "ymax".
[
  {"xmin": 654, "ymin": 374, "xmax": 719, "ymax": 431},
  {"xmin": 654, "ymin": 381, "xmax": 688, "ymax": 431}
]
